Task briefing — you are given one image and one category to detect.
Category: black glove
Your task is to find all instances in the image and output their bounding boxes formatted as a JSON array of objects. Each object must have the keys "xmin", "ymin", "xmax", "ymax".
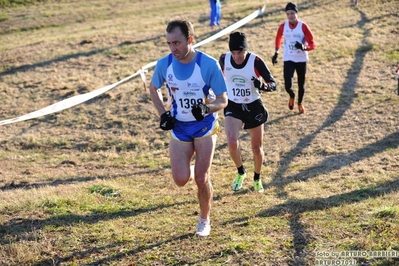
[
  {"xmin": 251, "ymin": 76, "xmax": 262, "ymax": 89},
  {"xmin": 272, "ymin": 52, "xmax": 278, "ymax": 65},
  {"xmin": 295, "ymin": 41, "xmax": 305, "ymax": 51},
  {"xmin": 251, "ymin": 76, "xmax": 273, "ymax": 92},
  {"xmin": 160, "ymin": 111, "xmax": 176, "ymax": 130},
  {"xmin": 191, "ymin": 104, "xmax": 210, "ymax": 121},
  {"xmin": 264, "ymin": 83, "xmax": 275, "ymax": 92}
]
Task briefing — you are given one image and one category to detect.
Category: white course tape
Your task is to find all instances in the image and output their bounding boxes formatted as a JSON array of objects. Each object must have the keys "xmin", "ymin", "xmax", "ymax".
[
  {"xmin": 193, "ymin": 5, "xmax": 266, "ymax": 49},
  {"xmin": 0, "ymin": 69, "xmax": 140, "ymax": 126},
  {"xmin": 0, "ymin": 3, "xmax": 266, "ymax": 126}
]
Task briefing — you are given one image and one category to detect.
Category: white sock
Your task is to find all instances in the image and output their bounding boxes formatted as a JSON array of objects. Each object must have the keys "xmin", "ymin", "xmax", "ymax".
[{"xmin": 199, "ymin": 217, "xmax": 210, "ymax": 224}]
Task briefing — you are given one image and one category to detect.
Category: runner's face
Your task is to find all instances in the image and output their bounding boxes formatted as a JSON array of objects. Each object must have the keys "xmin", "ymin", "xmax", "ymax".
[
  {"xmin": 286, "ymin": 10, "xmax": 298, "ymax": 24},
  {"xmin": 166, "ymin": 27, "xmax": 191, "ymax": 62},
  {"xmin": 231, "ymin": 50, "xmax": 246, "ymax": 65}
]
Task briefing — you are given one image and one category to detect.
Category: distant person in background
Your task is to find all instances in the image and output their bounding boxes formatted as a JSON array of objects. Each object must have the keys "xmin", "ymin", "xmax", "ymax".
[
  {"xmin": 271, "ymin": 2, "xmax": 315, "ymax": 114},
  {"xmin": 219, "ymin": 32, "xmax": 277, "ymax": 193},
  {"xmin": 209, "ymin": 0, "xmax": 221, "ymax": 27},
  {"xmin": 148, "ymin": 19, "xmax": 228, "ymax": 237}
]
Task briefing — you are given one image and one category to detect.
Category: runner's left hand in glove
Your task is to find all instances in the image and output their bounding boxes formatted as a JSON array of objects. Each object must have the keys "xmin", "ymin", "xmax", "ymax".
[
  {"xmin": 191, "ymin": 104, "xmax": 210, "ymax": 121},
  {"xmin": 271, "ymin": 52, "xmax": 278, "ymax": 65},
  {"xmin": 295, "ymin": 41, "xmax": 305, "ymax": 51}
]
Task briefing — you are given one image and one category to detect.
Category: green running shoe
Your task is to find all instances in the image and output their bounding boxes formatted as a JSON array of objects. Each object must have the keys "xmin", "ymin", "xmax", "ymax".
[
  {"xmin": 254, "ymin": 179, "xmax": 264, "ymax": 193},
  {"xmin": 232, "ymin": 173, "xmax": 246, "ymax": 191}
]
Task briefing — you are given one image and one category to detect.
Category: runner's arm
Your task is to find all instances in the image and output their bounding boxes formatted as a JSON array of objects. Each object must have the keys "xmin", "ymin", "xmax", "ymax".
[
  {"xmin": 254, "ymin": 57, "xmax": 277, "ymax": 91},
  {"xmin": 207, "ymin": 92, "xmax": 228, "ymax": 113},
  {"xmin": 149, "ymin": 82, "xmax": 166, "ymax": 116},
  {"xmin": 274, "ymin": 23, "xmax": 284, "ymax": 52},
  {"xmin": 302, "ymin": 22, "xmax": 316, "ymax": 51}
]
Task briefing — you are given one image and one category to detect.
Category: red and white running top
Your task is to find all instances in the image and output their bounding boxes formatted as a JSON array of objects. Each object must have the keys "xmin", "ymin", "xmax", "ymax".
[{"xmin": 275, "ymin": 20, "xmax": 316, "ymax": 63}]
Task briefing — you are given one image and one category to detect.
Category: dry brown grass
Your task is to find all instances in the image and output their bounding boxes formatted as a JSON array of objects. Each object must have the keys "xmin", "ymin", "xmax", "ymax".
[{"xmin": 1, "ymin": 0, "xmax": 399, "ymax": 265}]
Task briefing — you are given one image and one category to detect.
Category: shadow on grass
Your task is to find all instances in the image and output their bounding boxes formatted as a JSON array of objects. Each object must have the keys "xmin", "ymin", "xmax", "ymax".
[
  {"xmin": 0, "ymin": 174, "xmax": 112, "ymax": 191},
  {"xmin": 31, "ymin": 232, "xmax": 194, "ymax": 266},
  {"xmin": 266, "ymin": 131, "xmax": 399, "ymax": 191},
  {"xmin": 222, "ymin": 178, "xmax": 399, "ymax": 264},
  {"xmin": 262, "ymin": 180, "xmax": 399, "ymax": 217},
  {"xmin": 1, "ymin": 188, "xmax": 198, "ymax": 265},
  {"xmin": 263, "ymin": 179, "xmax": 399, "ymax": 265},
  {"xmin": 0, "ymin": 35, "xmax": 164, "ymax": 79},
  {"xmin": 0, "ymin": 167, "xmax": 166, "ymax": 191},
  {"xmin": 0, "ymin": 199, "xmax": 196, "ymax": 246}
]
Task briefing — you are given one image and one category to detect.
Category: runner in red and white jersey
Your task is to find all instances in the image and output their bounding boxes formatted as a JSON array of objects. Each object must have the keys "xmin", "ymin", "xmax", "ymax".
[{"xmin": 271, "ymin": 2, "xmax": 315, "ymax": 114}]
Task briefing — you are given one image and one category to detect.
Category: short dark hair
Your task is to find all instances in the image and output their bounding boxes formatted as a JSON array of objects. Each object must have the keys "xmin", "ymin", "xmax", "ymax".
[
  {"xmin": 285, "ymin": 2, "xmax": 298, "ymax": 13},
  {"xmin": 166, "ymin": 20, "xmax": 194, "ymax": 40}
]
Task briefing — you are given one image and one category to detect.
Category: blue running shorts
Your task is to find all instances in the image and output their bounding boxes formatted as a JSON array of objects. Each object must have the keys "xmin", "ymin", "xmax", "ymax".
[{"xmin": 170, "ymin": 117, "xmax": 220, "ymax": 143}]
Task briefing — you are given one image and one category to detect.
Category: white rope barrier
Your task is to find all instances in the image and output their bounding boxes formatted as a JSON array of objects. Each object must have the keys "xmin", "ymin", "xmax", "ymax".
[{"xmin": 0, "ymin": 3, "xmax": 266, "ymax": 126}]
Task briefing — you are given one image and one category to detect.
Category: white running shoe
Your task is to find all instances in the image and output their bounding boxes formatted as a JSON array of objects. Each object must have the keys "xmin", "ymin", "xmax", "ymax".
[{"xmin": 195, "ymin": 219, "xmax": 211, "ymax": 237}]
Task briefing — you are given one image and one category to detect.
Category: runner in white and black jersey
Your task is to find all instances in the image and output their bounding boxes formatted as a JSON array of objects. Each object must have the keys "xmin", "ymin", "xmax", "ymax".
[{"xmin": 219, "ymin": 31, "xmax": 277, "ymax": 193}]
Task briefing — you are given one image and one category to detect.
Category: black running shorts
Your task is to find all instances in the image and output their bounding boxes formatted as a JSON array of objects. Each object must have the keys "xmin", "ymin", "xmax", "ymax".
[{"xmin": 223, "ymin": 99, "xmax": 269, "ymax": 129}]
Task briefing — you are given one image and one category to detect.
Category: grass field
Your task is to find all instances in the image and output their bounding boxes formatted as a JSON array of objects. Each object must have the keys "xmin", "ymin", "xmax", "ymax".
[{"xmin": 1, "ymin": 0, "xmax": 399, "ymax": 265}]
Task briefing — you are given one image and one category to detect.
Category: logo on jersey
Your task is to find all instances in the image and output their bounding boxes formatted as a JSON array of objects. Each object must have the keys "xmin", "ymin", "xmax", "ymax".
[
  {"xmin": 168, "ymin": 74, "xmax": 174, "ymax": 82},
  {"xmin": 183, "ymin": 91, "xmax": 196, "ymax": 97},
  {"xmin": 187, "ymin": 82, "xmax": 200, "ymax": 88},
  {"xmin": 232, "ymin": 77, "xmax": 245, "ymax": 83}
]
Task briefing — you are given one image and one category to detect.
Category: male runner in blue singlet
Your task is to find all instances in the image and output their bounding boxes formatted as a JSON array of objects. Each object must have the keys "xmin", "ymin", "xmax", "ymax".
[{"xmin": 149, "ymin": 19, "xmax": 228, "ymax": 237}]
